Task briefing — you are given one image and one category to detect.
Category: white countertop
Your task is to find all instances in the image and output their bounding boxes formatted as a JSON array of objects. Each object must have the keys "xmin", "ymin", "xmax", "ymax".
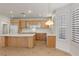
[
  {"xmin": 0, "ymin": 34, "xmax": 35, "ymax": 36},
  {"xmin": 0, "ymin": 33, "xmax": 56, "ymax": 36},
  {"xmin": 47, "ymin": 34, "xmax": 56, "ymax": 36}
]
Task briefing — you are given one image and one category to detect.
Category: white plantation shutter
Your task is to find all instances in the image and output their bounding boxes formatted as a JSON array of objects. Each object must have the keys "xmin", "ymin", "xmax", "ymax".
[
  {"xmin": 55, "ymin": 4, "xmax": 71, "ymax": 52},
  {"xmin": 72, "ymin": 8, "xmax": 79, "ymax": 43},
  {"xmin": 56, "ymin": 9, "xmax": 69, "ymax": 40}
]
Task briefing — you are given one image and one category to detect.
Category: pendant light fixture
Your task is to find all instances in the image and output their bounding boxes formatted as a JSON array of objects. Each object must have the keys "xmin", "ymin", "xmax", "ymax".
[
  {"xmin": 45, "ymin": 16, "xmax": 54, "ymax": 25},
  {"xmin": 45, "ymin": 3, "xmax": 54, "ymax": 26}
]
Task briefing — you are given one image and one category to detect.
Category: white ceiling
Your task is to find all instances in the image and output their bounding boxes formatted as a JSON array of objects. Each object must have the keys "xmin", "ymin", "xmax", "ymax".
[{"xmin": 0, "ymin": 3, "xmax": 69, "ymax": 18}]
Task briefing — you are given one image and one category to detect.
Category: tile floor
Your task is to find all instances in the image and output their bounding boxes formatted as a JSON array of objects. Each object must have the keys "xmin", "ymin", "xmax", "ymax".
[{"xmin": 0, "ymin": 41, "xmax": 71, "ymax": 56}]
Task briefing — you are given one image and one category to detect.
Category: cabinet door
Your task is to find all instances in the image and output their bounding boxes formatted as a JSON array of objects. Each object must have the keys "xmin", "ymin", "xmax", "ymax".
[
  {"xmin": 27, "ymin": 37, "xmax": 34, "ymax": 48},
  {"xmin": 19, "ymin": 20, "xmax": 26, "ymax": 33},
  {"xmin": 47, "ymin": 36, "xmax": 56, "ymax": 48},
  {"xmin": 0, "ymin": 37, "xmax": 5, "ymax": 47},
  {"xmin": 16, "ymin": 37, "xmax": 28, "ymax": 48},
  {"xmin": 7, "ymin": 37, "xmax": 17, "ymax": 47},
  {"xmin": 20, "ymin": 20, "xmax": 26, "ymax": 28},
  {"xmin": 10, "ymin": 19, "xmax": 20, "ymax": 26}
]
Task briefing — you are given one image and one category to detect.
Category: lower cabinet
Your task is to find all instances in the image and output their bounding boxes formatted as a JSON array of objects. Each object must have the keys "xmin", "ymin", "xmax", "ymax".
[
  {"xmin": 16, "ymin": 37, "xmax": 28, "ymax": 48},
  {"xmin": 0, "ymin": 37, "xmax": 5, "ymax": 47},
  {"xmin": 0, "ymin": 36, "xmax": 56, "ymax": 48},
  {"xmin": 7, "ymin": 36, "xmax": 34, "ymax": 48},
  {"xmin": 27, "ymin": 37, "xmax": 34, "ymax": 48},
  {"xmin": 47, "ymin": 36, "xmax": 56, "ymax": 48},
  {"xmin": 7, "ymin": 37, "xmax": 17, "ymax": 47},
  {"xmin": 0, "ymin": 36, "xmax": 34, "ymax": 48}
]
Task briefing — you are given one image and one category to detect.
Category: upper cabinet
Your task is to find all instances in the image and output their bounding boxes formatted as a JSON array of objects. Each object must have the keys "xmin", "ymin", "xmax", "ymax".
[
  {"xmin": 26, "ymin": 19, "xmax": 39, "ymax": 25},
  {"xmin": 19, "ymin": 20, "xmax": 26, "ymax": 33},
  {"xmin": 10, "ymin": 18, "xmax": 50, "ymax": 33},
  {"xmin": 10, "ymin": 18, "xmax": 49, "ymax": 29},
  {"xmin": 26, "ymin": 19, "xmax": 49, "ymax": 29},
  {"xmin": 19, "ymin": 19, "xmax": 26, "ymax": 28},
  {"xmin": 10, "ymin": 19, "xmax": 20, "ymax": 26}
]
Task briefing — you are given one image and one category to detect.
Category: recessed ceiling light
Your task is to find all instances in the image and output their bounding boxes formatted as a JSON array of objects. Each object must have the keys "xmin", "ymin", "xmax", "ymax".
[
  {"xmin": 10, "ymin": 11, "xmax": 13, "ymax": 14},
  {"xmin": 28, "ymin": 10, "xmax": 32, "ymax": 13},
  {"xmin": 23, "ymin": 14, "xmax": 26, "ymax": 17}
]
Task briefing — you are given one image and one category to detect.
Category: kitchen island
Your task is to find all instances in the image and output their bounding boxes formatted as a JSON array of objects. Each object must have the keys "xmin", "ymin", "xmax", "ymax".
[
  {"xmin": 0, "ymin": 33, "xmax": 56, "ymax": 48},
  {"xmin": 0, "ymin": 33, "xmax": 35, "ymax": 48}
]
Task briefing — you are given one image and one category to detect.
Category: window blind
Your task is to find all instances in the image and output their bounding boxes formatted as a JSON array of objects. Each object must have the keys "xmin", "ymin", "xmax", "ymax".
[{"xmin": 72, "ymin": 9, "xmax": 79, "ymax": 43}]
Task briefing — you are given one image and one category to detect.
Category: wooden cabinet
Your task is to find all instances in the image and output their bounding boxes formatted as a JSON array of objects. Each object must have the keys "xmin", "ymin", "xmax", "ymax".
[
  {"xmin": 10, "ymin": 19, "xmax": 20, "ymax": 26},
  {"xmin": 27, "ymin": 36, "xmax": 34, "ymax": 48},
  {"xmin": 0, "ymin": 37, "xmax": 5, "ymax": 47},
  {"xmin": 7, "ymin": 37, "xmax": 17, "ymax": 47},
  {"xmin": 27, "ymin": 20, "xmax": 38, "ymax": 25},
  {"xmin": 10, "ymin": 19, "xmax": 27, "ymax": 33},
  {"xmin": 47, "ymin": 36, "xmax": 56, "ymax": 48},
  {"xmin": 7, "ymin": 37, "xmax": 28, "ymax": 48},
  {"xmin": 36, "ymin": 33, "xmax": 46, "ymax": 41},
  {"xmin": 16, "ymin": 37, "xmax": 28, "ymax": 48},
  {"xmin": 6, "ymin": 36, "xmax": 34, "ymax": 48},
  {"xmin": 19, "ymin": 20, "xmax": 26, "ymax": 28},
  {"xmin": 19, "ymin": 20, "xmax": 26, "ymax": 33},
  {"xmin": 26, "ymin": 19, "xmax": 49, "ymax": 29},
  {"xmin": 10, "ymin": 19, "xmax": 49, "ymax": 33}
]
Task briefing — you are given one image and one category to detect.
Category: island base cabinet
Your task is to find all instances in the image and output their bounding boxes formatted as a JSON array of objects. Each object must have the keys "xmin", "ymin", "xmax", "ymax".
[
  {"xmin": 16, "ymin": 38, "xmax": 28, "ymax": 48},
  {"xmin": 0, "ymin": 37, "xmax": 5, "ymax": 47},
  {"xmin": 47, "ymin": 36, "xmax": 56, "ymax": 48},
  {"xmin": 6, "ymin": 36, "xmax": 34, "ymax": 48},
  {"xmin": 7, "ymin": 37, "xmax": 17, "ymax": 47},
  {"xmin": 27, "ymin": 37, "xmax": 34, "ymax": 48}
]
